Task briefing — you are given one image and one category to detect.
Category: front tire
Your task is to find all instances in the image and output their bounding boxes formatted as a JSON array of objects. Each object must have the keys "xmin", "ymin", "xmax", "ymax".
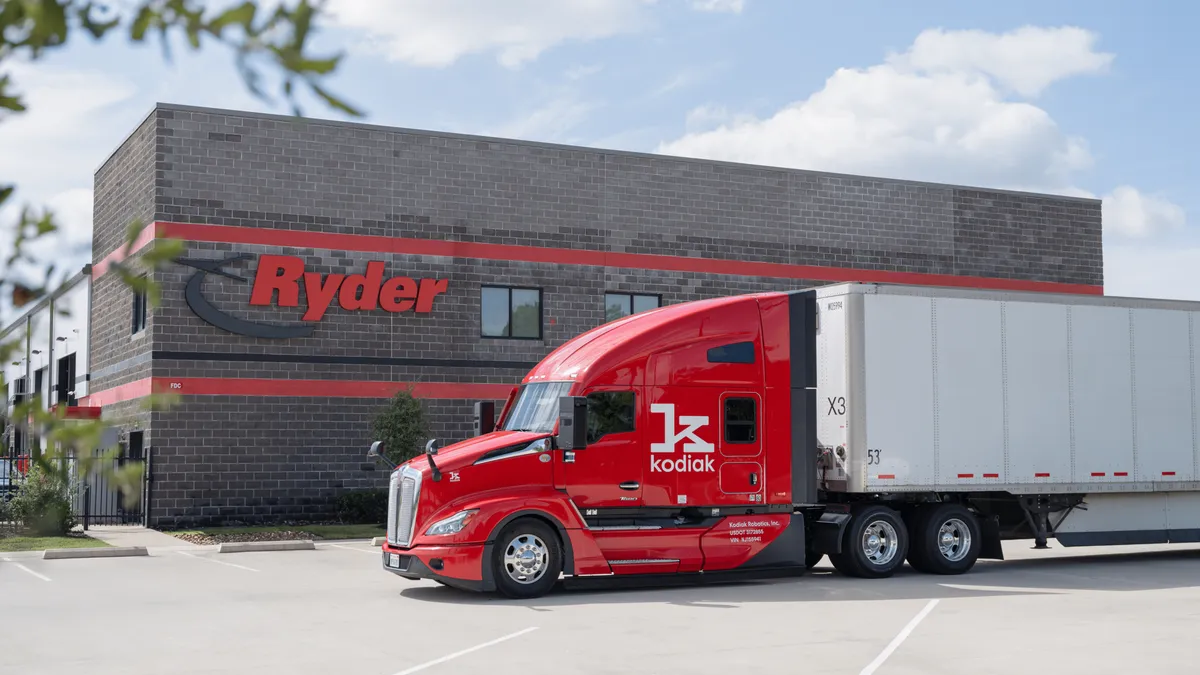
[
  {"xmin": 907, "ymin": 503, "xmax": 980, "ymax": 575},
  {"xmin": 828, "ymin": 504, "xmax": 908, "ymax": 578},
  {"xmin": 491, "ymin": 518, "xmax": 563, "ymax": 599}
]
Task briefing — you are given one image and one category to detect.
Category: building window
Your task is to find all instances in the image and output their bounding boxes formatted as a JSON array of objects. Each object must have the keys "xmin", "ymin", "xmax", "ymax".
[
  {"xmin": 481, "ymin": 286, "xmax": 542, "ymax": 339},
  {"xmin": 131, "ymin": 278, "xmax": 148, "ymax": 335},
  {"xmin": 724, "ymin": 397, "xmax": 757, "ymax": 444},
  {"xmin": 605, "ymin": 292, "xmax": 660, "ymax": 322},
  {"xmin": 586, "ymin": 391, "xmax": 636, "ymax": 444}
]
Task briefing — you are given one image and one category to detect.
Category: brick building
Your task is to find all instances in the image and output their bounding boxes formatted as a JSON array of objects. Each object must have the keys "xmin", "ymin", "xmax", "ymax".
[{"xmin": 2, "ymin": 103, "xmax": 1104, "ymax": 527}]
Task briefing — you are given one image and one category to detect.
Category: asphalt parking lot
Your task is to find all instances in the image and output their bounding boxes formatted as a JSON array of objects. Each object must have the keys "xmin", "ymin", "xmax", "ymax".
[{"xmin": 4, "ymin": 539, "xmax": 1200, "ymax": 675}]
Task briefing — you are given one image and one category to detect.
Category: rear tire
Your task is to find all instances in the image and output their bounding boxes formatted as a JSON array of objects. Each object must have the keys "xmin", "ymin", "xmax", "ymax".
[
  {"xmin": 828, "ymin": 504, "xmax": 908, "ymax": 579},
  {"xmin": 906, "ymin": 503, "xmax": 981, "ymax": 575},
  {"xmin": 491, "ymin": 518, "xmax": 563, "ymax": 599}
]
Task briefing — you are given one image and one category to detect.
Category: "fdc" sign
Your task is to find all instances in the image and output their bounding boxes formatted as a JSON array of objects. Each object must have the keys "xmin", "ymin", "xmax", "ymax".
[{"xmin": 649, "ymin": 403, "xmax": 715, "ymax": 473}]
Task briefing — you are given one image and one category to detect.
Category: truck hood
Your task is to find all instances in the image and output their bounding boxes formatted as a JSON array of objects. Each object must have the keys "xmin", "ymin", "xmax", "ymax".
[{"xmin": 404, "ymin": 430, "xmax": 549, "ymax": 474}]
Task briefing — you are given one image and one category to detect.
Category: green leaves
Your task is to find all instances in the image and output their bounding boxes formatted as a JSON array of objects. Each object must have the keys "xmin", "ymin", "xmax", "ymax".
[
  {"xmin": 2, "ymin": 1, "xmax": 363, "ymax": 119},
  {"xmin": 0, "ymin": 0, "xmax": 361, "ymax": 521},
  {"xmin": 371, "ymin": 386, "xmax": 432, "ymax": 465},
  {"xmin": 209, "ymin": 2, "xmax": 256, "ymax": 33}
]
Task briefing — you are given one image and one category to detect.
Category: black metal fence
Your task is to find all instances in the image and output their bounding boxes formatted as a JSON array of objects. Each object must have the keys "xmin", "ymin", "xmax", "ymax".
[{"xmin": 1, "ymin": 447, "xmax": 151, "ymax": 530}]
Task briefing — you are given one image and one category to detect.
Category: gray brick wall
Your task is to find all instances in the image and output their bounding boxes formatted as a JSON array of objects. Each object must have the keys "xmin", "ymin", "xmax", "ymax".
[
  {"xmin": 90, "ymin": 109, "xmax": 158, "ymax": 396},
  {"xmin": 89, "ymin": 103, "xmax": 1104, "ymax": 527}
]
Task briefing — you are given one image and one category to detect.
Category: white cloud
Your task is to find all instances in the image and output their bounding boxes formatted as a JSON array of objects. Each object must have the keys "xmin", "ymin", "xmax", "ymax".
[
  {"xmin": 659, "ymin": 63, "xmax": 1094, "ymax": 192},
  {"xmin": 692, "ymin": 0, "xmax": 745, "ymax": 13},
  {"xmin": 892, "ymin": 26, "xmax": 1114, "ymax": 97},
  {"xmin": 326, "ymin": 0, "xmax": 656, "ymax": 69},
  {"xmin": 0, "ymin": 62, "xmax": 137, "ymax": 196},
  {"xmin": 565, "ymin": 64, "xmax": 604, "ymax": 80},
  {"xmin": 0, "ymin": 61, "xmax": 139, "ymax": 296},
  {"xmin": 1104, "ymin": 245, "xmax": 1200, "ymax": 301},
  {"xmin": 657, "ymin": 25, "xmax": 1180, "ymax": 211},
  {"xmin": 656, "ymin": 25, "xmax": 1190, "ymax": 300},
  {"xmin": 488, "ymin": 95, "xmax": 598, "ymax": 142},
  {"xmin": 1101, "ymin": 185, "xmax": 1186, "ymax": 238}
]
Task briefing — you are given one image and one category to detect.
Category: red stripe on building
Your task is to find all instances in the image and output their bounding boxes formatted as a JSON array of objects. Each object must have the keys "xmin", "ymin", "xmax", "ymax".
[
  {"xmin": 154, "ymin": 377, "xmax": 513, "ymax": 400},
  {"xmin": 81, "ymin": 377, "xmax": 512, "ymax": 406},
  {"xmin": 154, "ymin": 221, "xmax": 1105, "ymax": 295},
  {"xmin": 78, "ymin": 378, "xmax": 154, "ymax": 407},
  {"xmin": 91, "ymin": 225, "xmax": 158, "ymax": 279}
]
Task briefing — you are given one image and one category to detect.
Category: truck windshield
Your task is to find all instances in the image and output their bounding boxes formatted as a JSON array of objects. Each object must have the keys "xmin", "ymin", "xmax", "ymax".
[{"xmin": 502, "ymin": 381, "xmax": 573, "ymax": 433}]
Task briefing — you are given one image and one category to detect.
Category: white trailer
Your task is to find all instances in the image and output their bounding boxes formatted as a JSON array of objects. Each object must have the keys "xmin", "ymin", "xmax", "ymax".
[{"xmin": 806, "ymin": 282, "xmax": 1200, "ymax": 576}]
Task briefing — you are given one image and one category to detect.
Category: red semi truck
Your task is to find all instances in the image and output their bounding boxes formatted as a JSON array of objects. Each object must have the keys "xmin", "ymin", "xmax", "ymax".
[{"xmin": 374, "ymin": 283, "xmax": 1200, "ymax": 598}]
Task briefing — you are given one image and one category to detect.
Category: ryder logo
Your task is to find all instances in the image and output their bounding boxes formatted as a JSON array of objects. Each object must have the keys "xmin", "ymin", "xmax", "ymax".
[
  {"xmin": 248, "ymin": 255, "xmax": 448, "ymax": 321},
  {"xmin": 176, "ymin": 253, "xmax": 448, "ymax": 340},
  {"xmin": 177, "ymin": 253, "xmax": 316, "ymax": 339},
  {"xmin": 649, "ymin": 403, "xmax": 715, "ymax": 473}
]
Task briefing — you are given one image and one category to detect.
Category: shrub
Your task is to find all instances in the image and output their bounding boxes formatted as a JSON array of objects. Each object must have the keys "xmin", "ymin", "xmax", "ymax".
[
  {"xmin": 335, "ymin": 489, "xmax": 388, "ymax": 525},
  {"xmin": 9, "ymin": 463, "xmax": 75, "ymax": 536},
  {"xmin": 370, "ymin": 387, "xmax": 430, "ymax": 465}
]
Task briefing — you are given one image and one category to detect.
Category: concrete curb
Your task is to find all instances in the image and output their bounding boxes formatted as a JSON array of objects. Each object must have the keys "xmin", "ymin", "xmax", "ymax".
[
  {"xmin": 218, "ymin": 540, "xmax": 316, "ymax": 554},
  {"xmin": 43, "ymin": 546, "xmax": 149, "ymax": 560},
  {"xmin": 371, "ymin": 537, "xmax": 384, "ymax": 547}
]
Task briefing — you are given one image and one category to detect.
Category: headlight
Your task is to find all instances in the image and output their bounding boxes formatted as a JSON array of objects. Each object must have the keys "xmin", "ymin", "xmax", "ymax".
[{"xmin": 425, "ymin": 509, "xmax": 478, "ymax": 536}]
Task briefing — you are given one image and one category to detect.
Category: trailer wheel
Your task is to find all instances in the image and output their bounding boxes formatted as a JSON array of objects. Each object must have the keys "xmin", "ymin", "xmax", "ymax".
[
  {"xmin": 828, "ymin": 504, "xmax": 908, "ymax": 579},
  {"xmin": 907, "ymin": 503, "xmax": 980, "ymax": 575},
  {"xmin": 491, "ymin": 518, "xmax": 563, "ymax": 599}
]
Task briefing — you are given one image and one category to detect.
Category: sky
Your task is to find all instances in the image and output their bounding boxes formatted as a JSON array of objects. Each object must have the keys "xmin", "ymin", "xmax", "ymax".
[{"xmin": 0, "ymin": 0, "xmax": 1197, "ymax": 303}]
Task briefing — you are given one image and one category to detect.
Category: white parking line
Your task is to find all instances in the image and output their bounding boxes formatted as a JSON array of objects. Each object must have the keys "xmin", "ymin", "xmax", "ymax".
[
  {"xmin": 859, "ymin": 599, "xmax": 939, "ymax": 675},
  {"xmin": 2, "ymin": 557, "xmax": 51, "ymax": 582},
  {"xmin": 177, "ymin": 551, "xmax": 259, "ymax": 572},
  {"xmin": 391, "ymin": 627, "xmax": 539, "ymax": 675},
  {"xmin": 326, "ymin": 543, "xmax": 376, "ymax": 555}
]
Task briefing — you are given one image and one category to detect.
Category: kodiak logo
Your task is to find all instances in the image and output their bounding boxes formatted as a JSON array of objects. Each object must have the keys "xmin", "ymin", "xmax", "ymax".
[
  {"xmin": 176, "ymin": 254, "xmax": 448, "ymax": 340},
  {"xmin": 648, "ymin": 403, "xmax": 716, "ymax": 473}
]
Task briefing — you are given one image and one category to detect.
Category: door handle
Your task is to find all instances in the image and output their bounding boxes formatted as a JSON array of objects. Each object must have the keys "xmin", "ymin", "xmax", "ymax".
[{"xmin": 619, "ymin": 481, "xmax": 640, "ymax": 491}]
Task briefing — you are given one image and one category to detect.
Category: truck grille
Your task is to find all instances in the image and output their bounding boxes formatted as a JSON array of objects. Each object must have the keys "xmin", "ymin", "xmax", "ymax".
[{"xmin": 387, "ymin": 467, "xmax": 421, "ymax": 547}]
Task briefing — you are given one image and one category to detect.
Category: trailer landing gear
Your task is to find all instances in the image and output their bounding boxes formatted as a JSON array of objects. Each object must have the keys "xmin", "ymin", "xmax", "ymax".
[{"xmin": 1019, "ymin": 495, "xmax": 1084, "ymax": 550}]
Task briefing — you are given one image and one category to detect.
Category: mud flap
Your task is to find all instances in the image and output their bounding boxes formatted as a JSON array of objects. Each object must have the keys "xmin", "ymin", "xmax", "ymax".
[
  {"xmin": 978, "ymin": 513, "xmax": 1005, "ymax": 560},
  {"xmin": 811, "ymin": 511, "xmax": 851, "ymax": 555}
]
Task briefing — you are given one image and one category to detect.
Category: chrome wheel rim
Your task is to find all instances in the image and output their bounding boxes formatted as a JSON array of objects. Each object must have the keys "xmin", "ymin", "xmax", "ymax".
[
  {"xmin": 503, "ymin": 534, "xmax": 548, "ymax": 584},
  {"xmin": 937, "ymin": 518, "xmax": 972, "ymax": 562},
  {"xmin": 861, "ymin": 520, "xmax": 900, "ymax": 566}
]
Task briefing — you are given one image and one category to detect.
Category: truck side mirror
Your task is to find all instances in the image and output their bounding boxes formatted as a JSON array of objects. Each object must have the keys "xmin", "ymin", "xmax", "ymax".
[
  {"xmin": 474, "ymin": 401, "xmax": 496, "ymax": 436},
  {"xmin": 367, "ymin": 441, "xmax": 397, "ymax": 470},
  {"xmin": 556, "ymin": 396, "xmax": 588, "ymax": 451}
]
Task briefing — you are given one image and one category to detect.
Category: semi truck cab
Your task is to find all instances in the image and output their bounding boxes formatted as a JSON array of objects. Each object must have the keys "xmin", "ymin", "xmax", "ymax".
[{"xmin": 376, "ymin": 290, "xmax": 823, "ymax": 598}]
